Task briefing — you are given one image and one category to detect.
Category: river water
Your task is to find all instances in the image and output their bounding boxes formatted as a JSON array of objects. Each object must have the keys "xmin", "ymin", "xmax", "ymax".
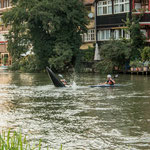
[{"xmin": 0, "ymin": 71, "xmax": 150, "ymax": 150}]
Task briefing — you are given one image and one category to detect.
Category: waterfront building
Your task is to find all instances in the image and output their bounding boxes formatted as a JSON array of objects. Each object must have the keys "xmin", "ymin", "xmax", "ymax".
[
  {"xmin": 0, "ymin": 0, "xmax": 12, "ymax": 66},
  {"xmin": 81, "ymin": 0, "xmax": 96, "ymax": 50},
  {"xmin": 95, "ymin": 0, "xmax": 150, "ymax": 44}
]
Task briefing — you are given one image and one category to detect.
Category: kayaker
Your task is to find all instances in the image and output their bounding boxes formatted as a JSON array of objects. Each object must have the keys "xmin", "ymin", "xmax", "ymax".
[
  {"xmin": 60, "ymin": 79, "xmax": 68, "ymax": 85},
  {"xmin": 105, "ymin": 74, "xmax": 115, "ymax": 85}
]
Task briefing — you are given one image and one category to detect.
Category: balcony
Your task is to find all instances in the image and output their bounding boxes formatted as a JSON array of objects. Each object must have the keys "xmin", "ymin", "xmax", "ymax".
[
  {"xmin": 0, "ymin": 6, "xmax": 12, "ymax": 13},
  {"xmin": 132, "ymin": 0, "xmax": 150, "ymax": 12}
]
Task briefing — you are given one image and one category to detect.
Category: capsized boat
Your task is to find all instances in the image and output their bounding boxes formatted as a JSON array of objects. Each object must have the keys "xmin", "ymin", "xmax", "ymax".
[{"xmin": 46, "ymin": 67, "xmax": 65, "ymax": 87}]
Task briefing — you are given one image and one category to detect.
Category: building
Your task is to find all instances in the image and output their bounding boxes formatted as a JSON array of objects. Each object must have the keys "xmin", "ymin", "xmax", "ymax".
[
  {"xmin": 0, "ymin": 0, "xmax": 12, "ymax": 66},
  {"xmin": 132, "ymin": 0, "xmax": 150, "ymax": 43},
  {"xmin": 80, "ymin": 0, "xmax": 96, "ymax": 50},
  {"xmin": 95, "ymin": 0, "xmax": 150, "ymax": 44}
]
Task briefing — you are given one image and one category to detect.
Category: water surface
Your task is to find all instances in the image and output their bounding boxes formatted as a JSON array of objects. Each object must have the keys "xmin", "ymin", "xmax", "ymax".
[{"xmin": 0, "ymin": 71, "xmax": 150, "ymax": 150}]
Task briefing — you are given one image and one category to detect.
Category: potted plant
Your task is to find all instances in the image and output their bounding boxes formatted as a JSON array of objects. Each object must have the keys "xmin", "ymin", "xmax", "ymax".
[
  {"xmin": 130, "ymin": 60, "xmax": 137, "ymax": 72},
  {"xmin": 143, "ymin": 61, "xmax": 149, "ymax": 71},
  {"xmin": 137, "ymin": 61, "xmax": 143, "ymax": 72},
  {"xmin": 148, "ymin": 62, "xmax": 150, "ymax": 70}
]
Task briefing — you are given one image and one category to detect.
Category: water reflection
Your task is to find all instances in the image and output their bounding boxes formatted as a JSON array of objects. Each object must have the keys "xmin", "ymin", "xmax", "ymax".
[{"xmin": 0, "ymin": 72, "xmax": 150, "ymax": 149}]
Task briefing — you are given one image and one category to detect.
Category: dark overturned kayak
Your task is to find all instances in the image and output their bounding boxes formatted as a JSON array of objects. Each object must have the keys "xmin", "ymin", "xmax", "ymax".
[
  {"xmin": 46, "ymin": 67, "xmax": 65, "ymax": 87},
  {"xmin": 90, "ymin": 84, "xmax": 121, "ymax": 88}
]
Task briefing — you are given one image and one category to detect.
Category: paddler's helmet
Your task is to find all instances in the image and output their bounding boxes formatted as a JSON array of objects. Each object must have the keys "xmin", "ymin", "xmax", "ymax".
[{"xmin": 107, "ymin": 74, "xmax": 111, "ymax": 78}]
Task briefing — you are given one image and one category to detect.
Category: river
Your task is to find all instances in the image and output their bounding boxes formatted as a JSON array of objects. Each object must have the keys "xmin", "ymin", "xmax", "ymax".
[{"xmin": 0, "ymin": 71, "xmax": 150, "ymax": 150}]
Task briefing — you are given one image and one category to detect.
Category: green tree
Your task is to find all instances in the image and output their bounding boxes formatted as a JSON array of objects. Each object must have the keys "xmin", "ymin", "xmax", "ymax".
[
  {"xmin": 3, "ymin": 0, "xmax": 87, "ymax": 71},
  {"xmin": 141, "ymin": 46, "xmax": 150, "ymax": 61},
  {"xmin": 96, "ymin": 40, "xmax": 131, "ymax": 73},
  {"xmin": 125, "ymin": 14, "xmax": 146, "ymax": 60}
]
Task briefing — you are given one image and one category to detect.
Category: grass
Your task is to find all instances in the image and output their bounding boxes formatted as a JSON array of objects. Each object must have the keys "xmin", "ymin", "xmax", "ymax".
[{"xmin": 0, "ymin": 130, "xmax": 62, "ymax": 150}]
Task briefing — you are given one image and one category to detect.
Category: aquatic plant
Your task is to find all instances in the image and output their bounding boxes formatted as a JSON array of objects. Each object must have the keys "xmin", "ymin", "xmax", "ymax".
[{"xmin": 0, "ymin": 130, "xmax": 62, "ymax": 150}]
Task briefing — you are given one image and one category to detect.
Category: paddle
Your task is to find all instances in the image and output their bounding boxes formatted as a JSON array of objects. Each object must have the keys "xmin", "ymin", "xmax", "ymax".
[
  {"xmin": 114, "ymin": 74, "xmax": 118, "ymax": 78},
  {"xmin": 58, "ymin": 74, "xmax": 63, "ymax": 78}
]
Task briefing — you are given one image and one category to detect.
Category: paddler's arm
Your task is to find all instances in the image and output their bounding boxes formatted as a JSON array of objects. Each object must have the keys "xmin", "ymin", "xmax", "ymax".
[{"xmin": 110, "ymin": 78, "xmax": 115, "ymax": 84}]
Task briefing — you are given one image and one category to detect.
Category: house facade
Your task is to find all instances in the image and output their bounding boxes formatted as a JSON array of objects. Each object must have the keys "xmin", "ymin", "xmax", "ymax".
[
  {"xmin": 0, "ymin": 0, "xmax": 12, "ymax": 66},
  {"xmin": 81, "ymin": 0, "xmax": 96, "ymax": 50},
  {"xmin": 95, "ymin": 0, "xmax": 150, "ymax": 44},
  {"xmin": 133, "ymin": 0, "xmax": 150, "ymax": 42}
]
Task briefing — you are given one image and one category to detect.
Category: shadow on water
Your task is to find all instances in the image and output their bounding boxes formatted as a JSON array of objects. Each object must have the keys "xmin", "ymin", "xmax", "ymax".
[{"xmin": 0, "ymin": 71, "xmax": 150, "ymax": 149}]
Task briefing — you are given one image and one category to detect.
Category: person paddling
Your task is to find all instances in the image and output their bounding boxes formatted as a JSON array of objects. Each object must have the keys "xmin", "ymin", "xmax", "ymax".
[
  {"xmin": 60, "ymin": 79, "xmax": 68, "ymax": 85},
  {"xmin": 105, "ymin": 74, "xmax": 115, "ymax": 85}
]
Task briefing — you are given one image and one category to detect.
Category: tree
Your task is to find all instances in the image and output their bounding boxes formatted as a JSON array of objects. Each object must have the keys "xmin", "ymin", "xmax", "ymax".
[
  {"xmin": 3, "ymin": 0, "xmax": 88, "ymax": 71},
  {"xmin": 124, "ymin": 14, "xmax": 146, "ymax": 60},
  {"xmin": 141, "ymin": 46, "xmax": 150, "ymax": 61},
  {"xmin": 96, "ymin": 40, "xmax": 131, "ymax": 73}
]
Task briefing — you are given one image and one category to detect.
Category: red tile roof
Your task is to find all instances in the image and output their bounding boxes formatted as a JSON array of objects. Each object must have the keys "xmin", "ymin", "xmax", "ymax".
[{"xmin": 83, "ymin": 0, "xmax": 95, "ymax": 5}]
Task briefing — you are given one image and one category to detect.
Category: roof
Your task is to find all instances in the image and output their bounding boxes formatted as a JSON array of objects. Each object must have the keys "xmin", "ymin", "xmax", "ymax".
[{"xmin": 83, "ymin": 0, "xmax": 95, "ymax": 5}]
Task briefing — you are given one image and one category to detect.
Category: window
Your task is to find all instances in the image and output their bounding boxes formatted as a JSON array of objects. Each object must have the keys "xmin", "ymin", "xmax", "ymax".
[
  {"xmin": 141, "ymin": 29, "xmax": 147, "ymax": 37},
  {"xmin": 114, "ymin": 0, "xmax": 129, "ymax": 14},
  {"xmin": 7, "ymin": 0, "xmax": 10, "ymax": 7},
  {"xmin": 4, "ymin": 0, "xmax": 7, "ymax": 7},
  {"xmin": 98, "ymin": 29, "xmax": 130, "ymax": 41},
  {"xmin": 0, "ymin": 1, "xmax": 1, "ymax": 8},
  {"xmin": 97, "ymin": 0, "xmax": 112, "ymax": 16},
  {"xmin": 3, "ymin": 0, "xmax": 10, "ymax": 8},
  {"xmin": 98, "ymin": 30, "xmax": 111, "ymax": 41},
  {"xmin": 0, "ymin": 34, "xmax": 6, "ymax": 41},
  {"xmin": 83, "ymin": 29, "xmax": 95, "ymax": 42}
]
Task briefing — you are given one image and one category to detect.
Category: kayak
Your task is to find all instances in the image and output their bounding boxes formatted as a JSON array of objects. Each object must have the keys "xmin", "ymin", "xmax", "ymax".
[
  {"xmin": 90, "ymin": 84, "xmax": 121, "ymax": 88},
  {"xmin": 46, "ymin": 67, "xmax": 120, "ymax": 88},
  {"xmin": 46, "ymin": 67, "xmax": 65, "ymax": 87}
]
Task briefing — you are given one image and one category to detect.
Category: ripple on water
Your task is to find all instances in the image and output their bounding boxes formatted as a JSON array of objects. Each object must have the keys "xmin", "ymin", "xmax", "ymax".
[{"xmin": 0, "ymin": 73, "xmax": 150, "ymax": 150}]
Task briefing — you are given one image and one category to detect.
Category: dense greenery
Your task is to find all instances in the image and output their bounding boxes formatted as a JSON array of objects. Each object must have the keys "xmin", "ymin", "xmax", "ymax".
[
  {"xmin": 95, "ymin": 40, "xmax": 131, "ymax": 73},
  {"xmin": 3, "ymin": 0, "xmax": 88, "ymax": 72},
  {"xmin": 125, "ymin": 14, "xmax": 146, "ymax": 60},
  {"xmin": 141, "ymin": 46, "xmax": 150, "ymax": 61},
  {"xmin": 96, "ymin": 14, "xmax": 146, "ymax": 73}
]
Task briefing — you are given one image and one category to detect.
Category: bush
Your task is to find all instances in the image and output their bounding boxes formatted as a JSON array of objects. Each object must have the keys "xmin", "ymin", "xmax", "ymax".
[
  {"xmin": 96, "ymin": 40, "xmax": 131, "ymax": 73},
  {"xmin": 141, "ymin": 46, "xmax": 150, "ymax": 61},
  {"xmin": 81, "ymin": 46, "xmax": 95, "ymax": 62},
  {"xmin": 10, "ymin": 55, "xmax": 39, "ymax": 72},
  {"xmin": 94, "ymin": 59, "xmax": 114, "ymax": 74}
]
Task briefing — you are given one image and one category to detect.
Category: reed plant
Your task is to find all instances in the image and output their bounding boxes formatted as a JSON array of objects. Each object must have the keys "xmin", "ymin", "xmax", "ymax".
[{"xmin": 0, "ymin": 130, "xmax": 62, "ymax": 150}]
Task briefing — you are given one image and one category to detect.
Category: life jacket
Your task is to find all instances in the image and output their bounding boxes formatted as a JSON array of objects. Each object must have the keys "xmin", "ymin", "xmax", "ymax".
[{"xmin": 107, "ymin": 80, "xmax": 114, "ymax": 85}]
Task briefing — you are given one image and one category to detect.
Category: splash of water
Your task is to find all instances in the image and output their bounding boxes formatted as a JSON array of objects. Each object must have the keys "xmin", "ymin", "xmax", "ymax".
[{"xmin": 71, "ymin": 81, "xmax": 78, "ymax": 90}]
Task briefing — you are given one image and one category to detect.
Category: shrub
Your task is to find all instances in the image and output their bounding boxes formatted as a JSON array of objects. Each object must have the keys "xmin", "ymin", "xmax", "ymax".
[
  {"xmin": 96, "ymin": 40, "xmax": 131, "ymax": 73},
  {"xmin": 141, "ymin": 46, "xmax": 150, "ymax": 61}
]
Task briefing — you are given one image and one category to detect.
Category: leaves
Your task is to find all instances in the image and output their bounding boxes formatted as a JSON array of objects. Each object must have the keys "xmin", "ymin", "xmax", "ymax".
[{"xmin": 3, "ymin": 0, "xmax": 88, "ymax": 71}]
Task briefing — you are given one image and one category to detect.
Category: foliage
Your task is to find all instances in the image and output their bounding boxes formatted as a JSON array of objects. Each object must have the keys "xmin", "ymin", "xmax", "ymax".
[
  {"xmin": 124, "ymin": 14, "xmax": 146, "ymax": 60},
  {"xmin": 81, "ymin": 46, "xmax": 95, "ymax": 62},
  {"xmin": 0, "ymin": 130, "xmax": 62, "ymax": 150},
  {"xmin": 143, "ymin": 61, "xmax": 150, "ymax": 67},
  {"xmin": 129, "ymin": 60, "xmax": 137, "ymax": 67},
  {"xmin": 3, "ymin": 57, "xmax": 8, "ymax": 65},
  {"xmin": 0, "ymin": 130, "xmax": 40, "ymax": 150},
  {"xmin": 96, "ymin": 40, "xmax": 131, "ymax": 73},
  {"xmin": 129, "ymin": 60, "xmax": 143, "ymax": 68},
  {"xmin": 3, "ymin": 0, "xmax": 88, "ymax": 72},
  {"xmin": 141, "ymin": 46, "xmax": 150, "ymax": 61},
  {"xmin": 48, "ymin": 43, "xmax": 73, "ymax": 72},
  {"xmin": 10, "ymin": 55, "xmax": 39, "ymax": 72},
  {"xmin": 94, "ymin": 59, "xmax": 114, "ymax": 74},
  {"xmin": 137, "ymin": 61, "xmax": 143, "ymax": 67}
]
